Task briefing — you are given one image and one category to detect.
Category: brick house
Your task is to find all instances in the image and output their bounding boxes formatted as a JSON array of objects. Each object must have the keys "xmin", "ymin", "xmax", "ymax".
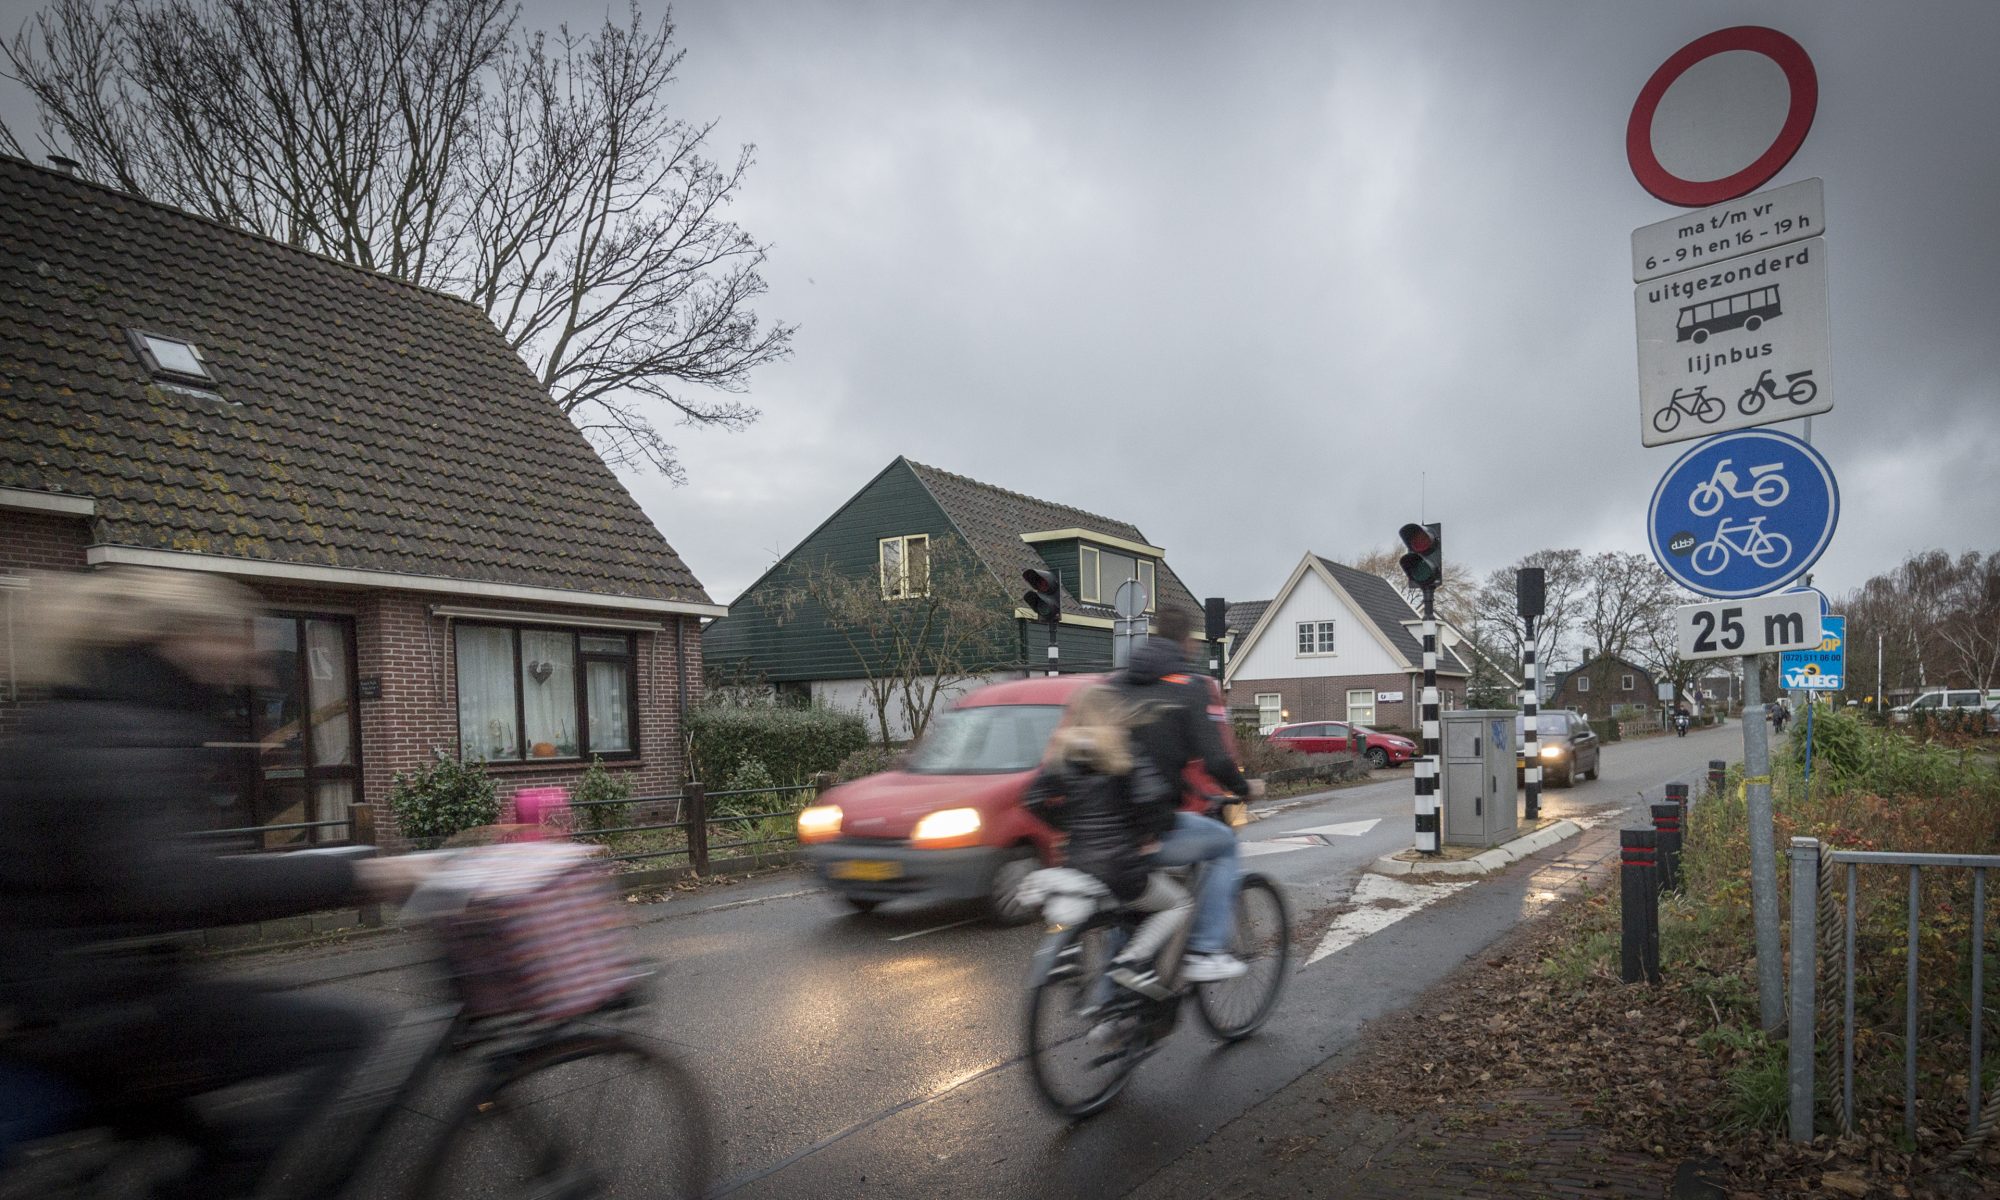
[
  {"xmin": 0, "ymin": 156, "xmax": 726, "ymax": 845},
  {"xmin": 1223, "ymin": 553, "xmax": 1469, "ymax": 732},
  {"xmin": 1544, "ymin": 653, "xmax": 1660, "ymax": 720}
]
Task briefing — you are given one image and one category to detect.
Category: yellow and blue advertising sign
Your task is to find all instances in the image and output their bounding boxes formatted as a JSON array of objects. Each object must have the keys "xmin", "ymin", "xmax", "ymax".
[{"xmin": 1780, "ymin": 614, "xmax": 1844, "ymax": 690}]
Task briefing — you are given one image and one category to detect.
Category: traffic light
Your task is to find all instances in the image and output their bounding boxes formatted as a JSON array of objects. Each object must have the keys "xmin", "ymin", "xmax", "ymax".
[
  {"xmin": 1398, "ymin": 522, "xmax": 1442, "ymax": 591},
  {"xmin": 1022, "ymin": 568, "xmax": 1061, "ymax": 625},
  {"xmin": 1204, "ymin": 597, "xmax": 1228, "ymax": 643},
  {"xmin": 1516, "ymin": 567, "xmax": 1545, "ymax": 619}
]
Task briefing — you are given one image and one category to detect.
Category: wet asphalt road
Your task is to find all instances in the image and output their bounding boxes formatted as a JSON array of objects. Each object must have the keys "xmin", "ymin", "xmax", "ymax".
[{"xmin": 241, "ymin": 720, "xmax": 1740, "ymax": 1199}]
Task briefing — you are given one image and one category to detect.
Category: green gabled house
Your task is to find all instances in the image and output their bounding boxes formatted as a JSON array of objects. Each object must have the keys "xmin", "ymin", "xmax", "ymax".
[{"xmin": 702, "ymin": 457, "xmax": 1212, "ymax": 737}]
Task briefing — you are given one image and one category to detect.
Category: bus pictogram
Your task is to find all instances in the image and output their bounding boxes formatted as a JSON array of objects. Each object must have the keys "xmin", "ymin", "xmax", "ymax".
[{"xmin": 1676, "ymin": 284, "xmax": 1781, "ymax": 344}]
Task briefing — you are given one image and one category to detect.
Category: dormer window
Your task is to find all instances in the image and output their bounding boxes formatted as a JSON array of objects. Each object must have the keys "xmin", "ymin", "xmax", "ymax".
[{"xmin": 128, "ymin": 330, "xmax": 215, "ymax": 384}]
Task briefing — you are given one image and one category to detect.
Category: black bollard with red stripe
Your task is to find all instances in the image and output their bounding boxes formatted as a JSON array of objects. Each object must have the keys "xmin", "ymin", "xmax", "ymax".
[
  {"xmin": 1650, "ymin": 802, "xmax": 1683, "ymax": 893},
  {"xmin": 1620, "ymin": 828, "xmax": 1661, "ymax": 984},
  {"xmin": 1707, "ymin": 760, "xmax": 1726, "ymax": 799}
]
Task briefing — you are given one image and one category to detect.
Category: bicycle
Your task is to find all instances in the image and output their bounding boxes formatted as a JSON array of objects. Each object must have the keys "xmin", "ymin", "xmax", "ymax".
[
  {"xmin": 1691, "ymin": 516, "xmax": 1793, "ymax": 577},
  {"xmin": 1736, "ymin": 368, "xmax": 1817, "ymax": 415},
  {"xmin": 1020, "ymin": 854, "xmax": 1290, "ymax": 1118},
  {"xmin": 0, "ymin": 846, "xmax": 714, "ymax": 1200},
  {"xmin": 1651, "ymin": 386, "xmax": 1725, "ymax": 435}
]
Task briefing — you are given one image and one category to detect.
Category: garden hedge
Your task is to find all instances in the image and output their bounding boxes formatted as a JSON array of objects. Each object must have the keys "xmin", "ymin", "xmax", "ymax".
[{"xmin": 687, "ymin": 705, "xmax": 869, "ymax": 788}]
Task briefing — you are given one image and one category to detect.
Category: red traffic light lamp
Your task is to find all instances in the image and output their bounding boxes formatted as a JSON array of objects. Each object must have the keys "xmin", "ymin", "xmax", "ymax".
[
  {"xmin": 1022, "ymin": 568, "xmax": 1061, "ymax": 625},
  {"xmin": 1398, "ymin": 522, "xmax": 1442, "ymax": 591}
]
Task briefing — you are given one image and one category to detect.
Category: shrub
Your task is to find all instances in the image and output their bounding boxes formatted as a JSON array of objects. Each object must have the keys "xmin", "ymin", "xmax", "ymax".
[
  {"xmin": 687, "ymin": 703, "xmax": 868, "ymax": 788},
  {"xmin": 714, "ymin": 756, "xmax": 804, "ymax": 849},
  {"xmin": 1590, "ymin": 717, "xmax": 1622, "ymax": 742},
  {"xmin": 1235, "ymin": 732, "xmax": 1305, "ymax": 776},
  {"xmin": 388, "ymin": 750, "xmax": 498, "ymax": 842},
  {"xmin": 571, "ymin": 755, "xmax": 633, "ymax": 833},
  {"xmin": 834, "ymin": 744, "xmax": 901, "ymax": 782}
]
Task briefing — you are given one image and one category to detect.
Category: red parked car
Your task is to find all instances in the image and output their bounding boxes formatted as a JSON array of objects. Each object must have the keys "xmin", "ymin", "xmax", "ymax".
[
  {"xmin": 1267, "ymin": 720, "xmax": 1416, "ymax": 770},
  {"xmin": 797, "ymin": 673, "xmax": 1239, "ymax": 923}
]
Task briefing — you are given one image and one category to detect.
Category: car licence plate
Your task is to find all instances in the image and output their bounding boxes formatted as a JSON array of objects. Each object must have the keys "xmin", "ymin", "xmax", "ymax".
[{"xmin": 830, "ymin": 859, "xmax": 902, "ymax": 882}]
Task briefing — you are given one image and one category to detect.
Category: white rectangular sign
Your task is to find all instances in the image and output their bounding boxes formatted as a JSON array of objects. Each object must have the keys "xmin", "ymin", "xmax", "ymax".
[
  {"xmin": 1675, "ymin": 593, "xmax": 1823, "ymax": 661},
  {"xmin": 1636, "ymin": 236, "xmax": 1832, "ymax": 447},
  {"xmin": 1376, "ymin": 690, "xmax": 1405, "ymax": 702},
  {"xmin": 1632, "ymin": 178, "xmax": 1825, "ymax": 283}
]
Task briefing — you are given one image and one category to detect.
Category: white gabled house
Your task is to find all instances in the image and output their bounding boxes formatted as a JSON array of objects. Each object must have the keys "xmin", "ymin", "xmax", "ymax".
[{"xmin": 1223, "ymin": 553, "xmax": 1472, "ymax": 732}]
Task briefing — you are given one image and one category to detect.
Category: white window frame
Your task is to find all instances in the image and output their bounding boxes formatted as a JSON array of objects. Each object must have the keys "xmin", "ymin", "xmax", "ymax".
[
  {"xmin": 1346, "ymin": 688, "xmax": 1377, "ymax": 726},
  {"xmin": 1577, "ymin": 675, "xmax": 1590, "ymax": 692},
  {"xmin": 1078, "ymin": 545, "xmax": 1101, "ymax": 604},
  {"xmin": 1255, "ymin": 693, "xmax": 1282, "ymax": 729},
  {"xmin": 1294, "ymin": 619, "xmax": 1336, "ymax": 657},
  {"xmin": 878, "ymin": 534, "xmax": 930, "ymax": 600},
  {"xmin": 1137, "ymin": 559, "xmax": 1156, "ymax": 613},
  {"xmin": 1621, "ymin": 673, "xmax": 1635, "ymax": 691},
  {"xmin": 0, "ymin": 575, "xmax": 25, "ymax": 702}
]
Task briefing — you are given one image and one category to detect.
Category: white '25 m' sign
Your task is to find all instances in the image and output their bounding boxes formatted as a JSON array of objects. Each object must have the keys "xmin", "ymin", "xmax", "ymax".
[{"xmin": 1674, "ymin": 593, "xmax": 1822, "ymax": 662}]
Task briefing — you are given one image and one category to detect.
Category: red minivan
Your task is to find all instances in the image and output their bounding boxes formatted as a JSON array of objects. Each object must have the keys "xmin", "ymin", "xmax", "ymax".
[{"xmin": 798, "ymin": 673, "xmax": 1237, "ymax": 922}]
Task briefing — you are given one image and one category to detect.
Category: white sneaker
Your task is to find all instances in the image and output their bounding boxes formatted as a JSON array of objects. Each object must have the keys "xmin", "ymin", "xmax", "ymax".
[{"xmin": 1180, "ymin": 952, "xmax": 1248, "ymax": 982}]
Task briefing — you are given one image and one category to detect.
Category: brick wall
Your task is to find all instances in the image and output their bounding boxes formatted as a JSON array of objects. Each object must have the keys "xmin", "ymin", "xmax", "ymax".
[
  {"xmin": 0, "ymin": 512, "xmax": 92, "ymax": 734},
  {"xmin": 0, "ymin": 525, "xmax": 702, "ymax": 847},
  {"xmin": 1226, "ymin": 671, "xmax": 1465, "ymax": 731}
]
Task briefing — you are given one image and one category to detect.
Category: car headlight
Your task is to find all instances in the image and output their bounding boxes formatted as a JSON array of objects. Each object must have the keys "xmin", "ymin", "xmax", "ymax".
[
  {"xmin": 911, "ymin": 807, "xmax": 983, "ymax": 849},
  {"xmin": 796, "ymin": 804, "xmax": 843, "ymax": 844},
  {"xmin": 1540, "ymin": 745, "xmax": 1566, "ymax": 759}
]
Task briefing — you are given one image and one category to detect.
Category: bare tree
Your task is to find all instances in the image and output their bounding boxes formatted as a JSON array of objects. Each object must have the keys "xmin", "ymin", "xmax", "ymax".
[
  {"xmin": 777, "ymin": 537, "xmax": 1015, "ymax": 748},
  {"xmin": 3, "ymin": 0, "xmax": 792, "ymax": 481},
  {"xmin": 1466, "ymin": 549, "xmax": 1588, "ymax": 682},
  {"xmin": 1573, "ymin": 551, "xmax": 1680, "ymax": 693},
  {"xmin": 1842, "ymin": 549, "xmax": 2000, "ymax": 695}
]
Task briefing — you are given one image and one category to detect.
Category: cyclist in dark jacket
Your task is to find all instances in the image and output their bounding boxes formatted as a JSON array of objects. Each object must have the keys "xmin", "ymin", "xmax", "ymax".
[
  {"xmin": 1111, "ymin": 607, "xmax": 1257, "ymax": 983},
  {"xmin": 1023, "ymin": 686, "xmax": 1190, "ymax": 993},
  {"xmin": 0, "ymin": 568, "xmax": 425, "ymax": 1196}
]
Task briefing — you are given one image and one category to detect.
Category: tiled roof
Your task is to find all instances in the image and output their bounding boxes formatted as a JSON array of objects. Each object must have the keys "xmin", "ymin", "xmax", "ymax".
[
  {"xmin": 1315, "ymin": 557, "xmax": 1470, "ymax": 674},
  {"xmin": 0, "ymin": 155, "xmax": 710, "ymax": 604},
  {"xmin": 903, "ymin": 459, "xmax": 1202, "ymax": 623},
  {"xmin": 1224, "ymin": 599, "xmax": 1270, "ymax": 643}
]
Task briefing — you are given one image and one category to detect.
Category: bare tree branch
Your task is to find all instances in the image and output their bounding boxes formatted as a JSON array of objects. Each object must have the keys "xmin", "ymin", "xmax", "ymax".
[{"xmin": 1, "ymin": 0, "xmax": 792, "ymax": 481}]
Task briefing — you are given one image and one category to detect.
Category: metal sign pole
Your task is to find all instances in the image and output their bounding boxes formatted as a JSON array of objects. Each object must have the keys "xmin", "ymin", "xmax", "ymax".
[{"xmin": 1741, "ymin": 655, "xmax": 1784, "ymax": 1030}]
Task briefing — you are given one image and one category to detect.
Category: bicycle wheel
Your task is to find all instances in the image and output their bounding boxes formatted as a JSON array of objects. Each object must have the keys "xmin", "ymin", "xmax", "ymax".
[
  {"xmin": 1651, "ymin": 404, "xmax": 1680, "ymax": 434},
  {"xmin": 412, "ymin": 1032, "xmax": 714, "ymax": 1200},
  {"xmin": 1737, "ymin": 386, "xmax": 1765, "ymax": 416},
  {"xmin": 1787, "ymin": 378, "xmax": 1818, "ymax": 406},
  {"xmin": 1691, "ymin": 540, "xmax": 1730, "ymax": 577},
  {"xmin": 1694, "ymin": 394, "xmax": 1725, "ymax": 423},
  {"xmin": 1751, "ymin": 532, "xmax": 1794, "ymax": 569},
  {"xmin": 1195, "ymin": 874, "xmax": 1291, "ymax": 1041},
  {"xmin": 1025, "ymin": 923, "xmax": 1137, "ymax": 1118}
]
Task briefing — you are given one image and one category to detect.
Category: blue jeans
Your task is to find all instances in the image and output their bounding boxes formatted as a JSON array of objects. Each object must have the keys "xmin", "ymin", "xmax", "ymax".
[{"xmin": 1152, "ymin": 812, "xmax": 1240, "ymax": 954}]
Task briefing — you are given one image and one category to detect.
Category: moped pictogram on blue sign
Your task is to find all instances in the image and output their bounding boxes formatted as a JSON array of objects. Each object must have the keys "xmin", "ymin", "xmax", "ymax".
[{"xmin": 1648, "ymin": 429, "xmax": 1838, "ymax": 599}]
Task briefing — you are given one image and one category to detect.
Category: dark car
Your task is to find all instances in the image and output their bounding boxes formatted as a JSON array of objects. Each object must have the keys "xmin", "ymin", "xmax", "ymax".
[
  {"xmin": 1266, "ymin": 721, "xmax": 1417, "ymax": 769},
  {"xmin": 1515, "ymin": 709, "xmax": 1601, "ymax": 787}
]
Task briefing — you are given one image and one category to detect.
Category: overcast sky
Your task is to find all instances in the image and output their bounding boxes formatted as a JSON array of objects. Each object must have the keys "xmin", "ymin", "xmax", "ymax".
[{"xmin": 7, "ymin": 1, "xmax": 1998, "ymax": 608}]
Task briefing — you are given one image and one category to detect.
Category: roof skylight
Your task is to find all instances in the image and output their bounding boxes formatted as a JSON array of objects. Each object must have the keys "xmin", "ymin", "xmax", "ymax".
[{"xmin": 128, "ymin": 330, "xmax": 214, "ymax": 383}]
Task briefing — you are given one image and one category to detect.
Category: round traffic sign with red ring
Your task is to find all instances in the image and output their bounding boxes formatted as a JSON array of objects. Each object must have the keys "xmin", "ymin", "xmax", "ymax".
[{"xmin": 1627, "ymin": 26, "xmax": 1817, "ymax": 207}]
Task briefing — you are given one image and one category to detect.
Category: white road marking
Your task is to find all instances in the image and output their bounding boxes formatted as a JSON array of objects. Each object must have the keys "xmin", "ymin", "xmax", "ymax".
[
  {"xmin": 886, "ymin": 917, "xmax": 979, "ymax": 942},
  {"xmin": 1306, "ymin": 873, "xmax": 1475, "ymax": 966},
  {"xmin": 1291, "ymin": 818, "xmax": 1382, "ymax": 838},
  {"xmin": 1239, "ymin": 842, "xmax": 1308, "ymax": 858}
]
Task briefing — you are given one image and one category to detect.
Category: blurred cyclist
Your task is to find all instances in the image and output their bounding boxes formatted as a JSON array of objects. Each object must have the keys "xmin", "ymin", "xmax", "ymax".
[
  {"xmin": 0, "ymin": 568, "xmax": 426, "ymax": 1197},
  {"xmin": 1112, "ymin": 606, "xmax": 1260, "ymax": 983}
]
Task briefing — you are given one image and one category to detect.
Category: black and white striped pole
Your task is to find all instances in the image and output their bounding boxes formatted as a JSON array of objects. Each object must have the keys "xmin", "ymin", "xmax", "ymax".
[
  {"xmin": 1518, "ymin": 568, "xmax": 1546, "ymax": 823},
  {"xmin": 1399, "ymin": 523, "xmax": 1444, "ymax": 855}
]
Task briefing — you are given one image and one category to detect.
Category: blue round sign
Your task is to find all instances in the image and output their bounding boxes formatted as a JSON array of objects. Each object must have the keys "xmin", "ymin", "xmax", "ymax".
[{"xmin": 1648, "ymin": 429, "xmax": 1838, "ymax": 599}]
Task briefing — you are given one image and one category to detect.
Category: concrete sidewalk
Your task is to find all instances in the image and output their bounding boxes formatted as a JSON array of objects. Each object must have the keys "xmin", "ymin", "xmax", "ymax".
[{"xmin": 1126, "ymin": 821, "xmax": 1672, "ymax": 1200}]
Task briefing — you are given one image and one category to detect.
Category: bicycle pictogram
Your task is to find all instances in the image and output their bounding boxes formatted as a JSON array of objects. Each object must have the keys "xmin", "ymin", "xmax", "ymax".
[
  {"xmin": 1691, "ymin": 516, "xmax": 1793, "ymax": 577},
  {"xmin": 1652, "ymin": 385, "xmax": 1726, "ymax": 435},
  {"xmin": 1688, "ymin": 458, "xmax": 1788, "ymax": 518},
  {"xmin": 1737, "ymin": 367, "xmax": 1818, "ymax": 415}
]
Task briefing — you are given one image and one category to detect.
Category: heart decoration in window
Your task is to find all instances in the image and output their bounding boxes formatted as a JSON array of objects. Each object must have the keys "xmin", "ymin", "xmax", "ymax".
[{"xmin": 528, "ymin": 660, "xmax": 553, "ymax": 684}]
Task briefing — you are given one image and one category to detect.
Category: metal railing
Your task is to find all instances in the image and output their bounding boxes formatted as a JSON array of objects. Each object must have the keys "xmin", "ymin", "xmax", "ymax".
[
  {"xmin": 1786, "ymin": 837, "xmax": 1996, "ymax": 1155},
  {"xmin": 191, "ymin": 802, "xmax": 375, "ymax": 851},
  {"xmin": 554, "ymin": 781, "xmax": 823, "ymax": 872}
]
